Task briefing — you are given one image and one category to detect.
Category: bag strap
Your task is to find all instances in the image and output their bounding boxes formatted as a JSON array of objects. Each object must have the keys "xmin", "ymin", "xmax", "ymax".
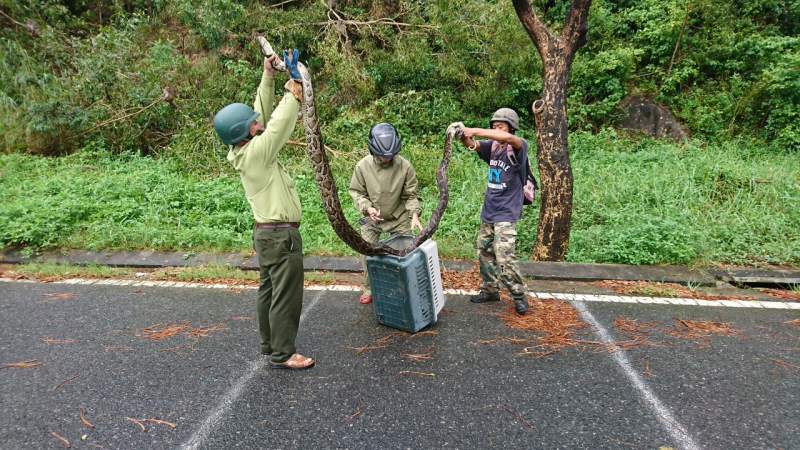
[
  {"xmin": 505, "ymin": 143, "xmax": 539, "ymax": 190},
  {"xmin": 503, "ymin": 143, "xmax": 527, "ymax": 183}
]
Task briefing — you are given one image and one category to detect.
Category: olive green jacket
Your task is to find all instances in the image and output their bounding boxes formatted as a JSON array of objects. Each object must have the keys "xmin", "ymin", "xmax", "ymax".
[
  {"xmin": 227, "ymin": 75, "xmax": 302, "ymax": 223},
  {"xmin": 349, "ymin": 154, "xmax": 421, "ymax": 221}
]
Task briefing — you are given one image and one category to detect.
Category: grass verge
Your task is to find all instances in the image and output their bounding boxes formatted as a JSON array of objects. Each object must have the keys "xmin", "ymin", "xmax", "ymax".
[
  {"xmin": 0, "ymin": 262, "xmax": 344, "ymax": 286},
  {"xmin": 1, "ymin": 132, "xmax": 798, "ymax": 266}
]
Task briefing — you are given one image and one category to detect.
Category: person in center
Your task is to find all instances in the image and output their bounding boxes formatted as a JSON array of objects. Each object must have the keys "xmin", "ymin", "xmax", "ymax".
[
  {"xmin": 454, "ymin": 108, "xmax": 529, "ymax": 314},
  {"xmin": 349, "ymin": 123, "xmax": 423, "ymax": 304}
]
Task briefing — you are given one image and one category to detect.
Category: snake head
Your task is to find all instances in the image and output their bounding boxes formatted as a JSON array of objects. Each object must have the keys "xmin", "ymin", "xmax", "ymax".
[
  {"xmin": 257, "ymin": 36, "xmax": 275, "ymax": 57},
  {"xmin": 257, "ymin": 36, "xmax": 286, "ymax": 71},
  {"xmin": 446, "ymin": 122, "xmax": 465, "ymax": 140}
]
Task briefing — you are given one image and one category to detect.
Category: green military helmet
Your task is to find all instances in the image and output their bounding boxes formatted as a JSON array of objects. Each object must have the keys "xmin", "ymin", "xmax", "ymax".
[
  {"xmin": 490, "ymin": 108, "xmax": 519, "ymax": 132},
  {"xmin": 213, "ymin": 103, "xmax": 260, "ymax": 145}
]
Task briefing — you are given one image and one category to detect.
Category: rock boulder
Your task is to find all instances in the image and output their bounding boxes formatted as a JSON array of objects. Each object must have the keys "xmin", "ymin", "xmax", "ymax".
[{"xmin": 619, "ymin": 96, "xmax": 690, "ymax": 142}]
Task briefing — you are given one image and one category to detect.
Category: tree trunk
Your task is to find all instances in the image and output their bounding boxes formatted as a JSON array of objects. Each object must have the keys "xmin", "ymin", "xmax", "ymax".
[
  {"xmin": 531, "ymin": 62, "xmax": 573, "ymax": 260},
  {"xmin": 512, "ymin": 0, "xmax": 591, "ymax": 261}
]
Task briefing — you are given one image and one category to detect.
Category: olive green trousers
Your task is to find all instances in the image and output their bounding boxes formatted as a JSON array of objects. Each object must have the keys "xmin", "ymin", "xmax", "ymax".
[{"xmin": 253, "ymin": 227, "xmax": 304, "ymax": 363}]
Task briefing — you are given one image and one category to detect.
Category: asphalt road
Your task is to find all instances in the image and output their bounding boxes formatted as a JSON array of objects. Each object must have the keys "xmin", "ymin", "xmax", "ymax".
[{"xmin": 1, "ymin": 280, "xmax": 798, "ymax": 449}]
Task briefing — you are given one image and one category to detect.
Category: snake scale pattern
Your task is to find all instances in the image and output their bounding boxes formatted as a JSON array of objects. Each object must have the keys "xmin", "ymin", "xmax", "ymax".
[
  {"xmin": 298, "ymin": 62, "xmax": 454, "ymax": 256},
  {"xmin": 260, "ymin": 38, "xmax": 453, "ymax": 256}
]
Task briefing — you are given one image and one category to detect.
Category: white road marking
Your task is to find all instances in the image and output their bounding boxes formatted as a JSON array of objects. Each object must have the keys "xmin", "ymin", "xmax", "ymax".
[
  {"xmin": 180, "ymin": 361, "xmax": 259, "ymax": 450},
  {"xmin": 306, "ymin": 284, "xmax": 359, "ymax": 291},
  {"xmin": 180, "ymin": 291, "xmax": 322, "ymax": 450},
  {"xmin": 1, "ymin": 278, "xmax": 797, "ymax": 310},
  {"xmin": 573, "ymin": 300, "xmax": 702, "ymax": 450}
]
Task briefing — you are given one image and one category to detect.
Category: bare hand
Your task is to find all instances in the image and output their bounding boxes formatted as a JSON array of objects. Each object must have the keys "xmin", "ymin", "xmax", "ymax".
[
  {"xmin": 461, "ymin": 127, "xmax": 479, "ymax": 139},
  {"xmin": 366, "ymin": 207, "xmax": 383, "ymax": 222},
  {"xmin": 447, "ymin": 122, "xmax": 465, "ymax": 140},
  {"xmin": 263, "ymin": 55, "xmax": 276, "ymax": 76},
  {"xmin": 411, "ymin": 214, "xmax": 423, "ymax": 232}
]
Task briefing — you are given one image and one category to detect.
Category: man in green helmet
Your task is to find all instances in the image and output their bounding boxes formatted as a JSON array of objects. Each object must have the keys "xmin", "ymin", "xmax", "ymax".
[{"xmin": 213, "ymin": 39, "xmax": 313, "ymax": 370}]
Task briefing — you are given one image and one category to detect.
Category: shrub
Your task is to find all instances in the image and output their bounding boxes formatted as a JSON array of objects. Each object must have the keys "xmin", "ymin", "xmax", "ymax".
[{"xmin": 173, "ymin": 0, "xmax": 245, "ymax": 49}]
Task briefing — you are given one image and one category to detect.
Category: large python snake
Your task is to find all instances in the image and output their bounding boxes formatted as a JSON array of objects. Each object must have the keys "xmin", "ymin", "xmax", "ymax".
[{"xmin": 260, "ymin": 38, "xmax": 454, "ymax": 257}]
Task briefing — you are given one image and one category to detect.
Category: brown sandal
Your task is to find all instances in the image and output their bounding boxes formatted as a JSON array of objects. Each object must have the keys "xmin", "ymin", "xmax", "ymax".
[{"xmin": 269, "ymin": 353, "xmax": 315, "ymax": 370}]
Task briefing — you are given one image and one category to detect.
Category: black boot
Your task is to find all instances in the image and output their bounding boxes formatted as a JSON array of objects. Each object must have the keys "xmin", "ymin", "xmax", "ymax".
[
  {"xmin": 513, "ymin": 295, "xmax": 529, "ymax": 314},
  {"xmin": 470, "ymin": 291, "xmax": 500, "ymax": 303}
]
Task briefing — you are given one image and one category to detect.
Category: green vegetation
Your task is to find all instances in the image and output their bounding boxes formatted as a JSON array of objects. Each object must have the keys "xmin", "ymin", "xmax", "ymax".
[
  {"xmin": 2, "ymin": 133, "xmax": 797, "ymax": 266},
  {"xmin": 2, "ymin": 260, "xmax": 137, "ymax": 279},
  {"xmin": 564, "ymin": 132, "xmax": 800, "ymax": 265},
  {"xmin": 304, "ymin": 271, "xmax": 338, "ymax": 284},
  {"xmin": 1, "ymin": 0, "xmax": 798, "ymax": 267},
  {"xmin": 620, "ymin": 282, "xmax": 681, "ymax": 298},
  {"xmin": 1, "ymin": 261, "xmax": 338, "ymax": 284},
  {"xmin": 155, "ymin": 262, "xmax": 259, "ymax": 283}
]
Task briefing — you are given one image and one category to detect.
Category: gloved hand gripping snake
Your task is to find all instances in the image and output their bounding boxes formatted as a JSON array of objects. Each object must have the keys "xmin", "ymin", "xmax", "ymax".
[{"xmin": 259, "ymin": 37, "xmax": 454, "ymax": 256}]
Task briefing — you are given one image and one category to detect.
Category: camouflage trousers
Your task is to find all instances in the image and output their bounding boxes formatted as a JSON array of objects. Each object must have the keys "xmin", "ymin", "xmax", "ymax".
[
  {"xmin": 476, "ymin": 221, "xmax": 527, "ymax": 298},
  {"xmin": 359, "ymin": 212, "xmax": 412, "ymax": 296}
]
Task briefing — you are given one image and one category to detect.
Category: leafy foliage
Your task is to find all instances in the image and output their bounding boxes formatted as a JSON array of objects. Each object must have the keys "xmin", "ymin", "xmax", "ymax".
[
  {"xmin": 2, "ymin": 132, "xmax": 798, "ymax": 266},
  {"xmin": 1, "ymin": 0, "xmax": 798, "ymax": 266},
  {"xmin": 2, "ymin": 0, "xmax": 798, "ymax": 153},
  {"xmin": 174, "ymin": 0, "xmax": 244, "ymax": 49}
]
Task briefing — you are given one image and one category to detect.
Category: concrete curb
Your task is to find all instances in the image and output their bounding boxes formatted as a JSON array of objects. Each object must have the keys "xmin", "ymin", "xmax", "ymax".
[
  {"xmin": 704, "ymin": 267, "xmax": 800, "ymax": 286},
  {"xmin": 2, "ymin": 247, "xmax": 799, "ymax": 288}
]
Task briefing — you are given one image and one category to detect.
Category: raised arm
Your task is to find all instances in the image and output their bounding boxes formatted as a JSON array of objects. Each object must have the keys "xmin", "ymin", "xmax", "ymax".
[
  {"xmin": 253, "ymin": 56, "xmax": 277, "ymax": 121},
  {"xmin": 461, "ymin": 127, "xmax": 523, "ymax": 150},
  {"xmin": 251, "ymin": 54, "xmax": 301, "ymax": 166}
]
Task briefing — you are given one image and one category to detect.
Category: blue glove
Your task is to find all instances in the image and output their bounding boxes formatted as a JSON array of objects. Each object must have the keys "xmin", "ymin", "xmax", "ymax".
[{"xmin": 283, "ymin": 49, "xmax": 301, "ymax": 79}]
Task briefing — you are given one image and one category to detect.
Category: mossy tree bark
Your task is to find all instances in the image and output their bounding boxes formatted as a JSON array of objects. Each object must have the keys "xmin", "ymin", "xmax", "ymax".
[{"xmin": 511, "ymin": 0, "xmax": 591, "ymax": 261}]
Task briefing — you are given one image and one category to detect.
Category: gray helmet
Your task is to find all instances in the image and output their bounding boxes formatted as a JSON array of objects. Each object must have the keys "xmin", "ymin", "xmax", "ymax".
[
  {"xmin": 490, "ymin": 108, "xmax": 519, "ymax": 132},
  {"xmin": 213, "ymin": 103, "xmax": 260, "ymax": 145},
  {"xmin": 368, "ymin": 122, "xmax": 402, "ymax": 158}
]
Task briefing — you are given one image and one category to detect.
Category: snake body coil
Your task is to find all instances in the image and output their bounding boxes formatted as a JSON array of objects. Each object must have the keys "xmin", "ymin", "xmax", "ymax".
[
  {"xmin": 259, "ymin": 39, "xmax": 453, "ymax": 256},
  {"xmin": 298, "ymin": 63, "xmax": 455, "ymax": 256}
]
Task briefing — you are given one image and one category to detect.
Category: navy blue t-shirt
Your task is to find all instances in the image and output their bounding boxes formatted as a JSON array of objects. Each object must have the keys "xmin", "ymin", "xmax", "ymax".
[{"xmin": 477, "ymin": 138, "xmax": 529, "ymax": 223}]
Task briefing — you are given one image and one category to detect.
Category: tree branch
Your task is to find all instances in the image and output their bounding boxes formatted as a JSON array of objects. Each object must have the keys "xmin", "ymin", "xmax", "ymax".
[
  {"xmin": 267, "ymin": 0, "xmax": 295, "ymax": 8},
  {"xmin": 291, "ymin": 18, "xmax": 435, "ymax": 30},
  {"xmin": 511, "ymin": 0, "xmax": 552, "ymax": 57},
  {"xmin": 667, "ymin": 2, "xmax": 691, "ymax": 77},
  {"xmin": 0, "ymin": 10, "xmax": 25, "ymax": 28},
  {"xmin": 81, "ymin": 88, "xmax": 177, "ymax": 136},
  {"xmin": 562, "ymin": 0, "xmax": 592, "ymax": 53}
]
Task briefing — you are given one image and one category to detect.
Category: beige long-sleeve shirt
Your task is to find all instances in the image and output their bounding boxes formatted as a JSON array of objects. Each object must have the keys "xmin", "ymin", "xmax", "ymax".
[
  {"xmin": 349, "ymin": 154, "xmax": 421, "ymax": 220},
  {"xmin": 227, "ymin": 75, "xmax": 302, "ymax": 223}
]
